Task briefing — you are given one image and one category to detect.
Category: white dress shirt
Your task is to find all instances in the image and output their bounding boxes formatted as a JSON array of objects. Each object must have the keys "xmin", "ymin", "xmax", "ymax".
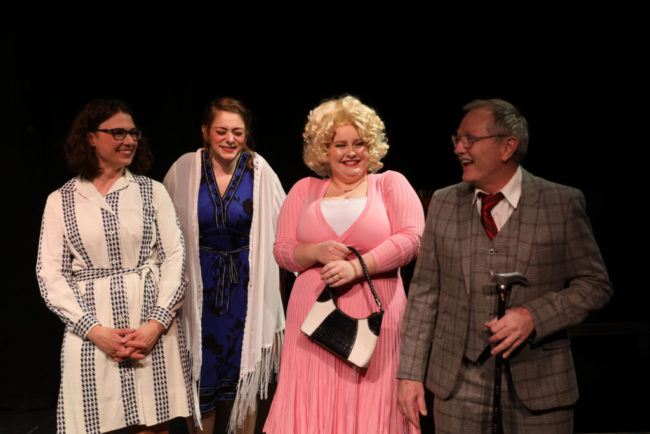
[{"xmin": 473, "ymin": 166, "xmax": 522, "ymax": 230}]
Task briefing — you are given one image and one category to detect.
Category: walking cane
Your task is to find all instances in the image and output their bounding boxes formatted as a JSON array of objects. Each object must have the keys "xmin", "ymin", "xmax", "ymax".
[{"xmin": 490, "ymin": 271, "xmax": 529, "ymax": 434}]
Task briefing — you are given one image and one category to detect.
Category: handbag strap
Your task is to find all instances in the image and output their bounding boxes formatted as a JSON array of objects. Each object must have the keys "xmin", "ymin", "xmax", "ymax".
[{"xmin": 347, "ymin": 246, "xmax": 383, "ymax": 313}]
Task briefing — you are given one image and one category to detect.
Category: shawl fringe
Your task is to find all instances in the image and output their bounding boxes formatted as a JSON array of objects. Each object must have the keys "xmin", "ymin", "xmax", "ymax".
[{"xmin": 227, "ymin": 329, "xmax": 284, "ymax": 433}]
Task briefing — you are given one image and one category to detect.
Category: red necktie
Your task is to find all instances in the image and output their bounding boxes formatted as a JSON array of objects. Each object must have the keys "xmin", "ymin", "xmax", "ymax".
[{"xmin": 480, "ymin": 192, "xmax": 504, "ymax": 240}]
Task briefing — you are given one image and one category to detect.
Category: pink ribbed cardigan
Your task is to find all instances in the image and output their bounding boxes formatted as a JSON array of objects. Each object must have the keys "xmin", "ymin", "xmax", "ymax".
[{"xmin": 264, "ymin": 171, "xmax": 424, "ymax": 434}]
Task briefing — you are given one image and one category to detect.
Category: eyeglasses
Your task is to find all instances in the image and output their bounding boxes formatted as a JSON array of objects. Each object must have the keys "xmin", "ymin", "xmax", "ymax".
[
  {"xmin": 92, "ymin": 128, "xmax": 142, "ymax": 141},
  {"xmin": 451, "ymin": 134, "xmax": 508, "ymax": 149}
]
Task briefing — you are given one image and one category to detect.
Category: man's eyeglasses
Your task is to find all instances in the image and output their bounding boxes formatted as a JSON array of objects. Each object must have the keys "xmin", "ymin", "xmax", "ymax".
[
  {"xmin": 92, "ymin": 128, "xmax": 142, "ymax": 141},
  {"xmin": 451, "ymin": 134, "xmax": 508, "ymax": 149}
]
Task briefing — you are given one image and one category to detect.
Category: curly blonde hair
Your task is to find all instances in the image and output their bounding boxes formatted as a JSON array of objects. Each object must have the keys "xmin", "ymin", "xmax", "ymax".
[{"xmin": 303, "ymin": 95, "xmax": 389, "ymax": 177}]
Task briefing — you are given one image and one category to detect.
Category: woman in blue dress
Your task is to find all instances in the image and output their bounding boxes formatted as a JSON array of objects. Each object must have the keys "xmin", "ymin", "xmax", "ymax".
[{"xmin": 164, "ymin": 98, "xmax": 286, "ymax": 434}]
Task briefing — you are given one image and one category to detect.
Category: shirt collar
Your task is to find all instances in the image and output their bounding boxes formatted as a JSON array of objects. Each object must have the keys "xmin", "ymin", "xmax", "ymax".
[
  {"xmin": 473, "ymin": 165, "xmax": 522, "ymax": 208},
  {"xmin": 74, "ymin": 168, "xmax": 136, "ymax": 197}
]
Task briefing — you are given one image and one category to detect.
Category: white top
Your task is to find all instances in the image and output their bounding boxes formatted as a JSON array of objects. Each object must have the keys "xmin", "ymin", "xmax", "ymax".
[{"xmin": 321, "ymin": 197, "xmax": 367, "ymax": 235}]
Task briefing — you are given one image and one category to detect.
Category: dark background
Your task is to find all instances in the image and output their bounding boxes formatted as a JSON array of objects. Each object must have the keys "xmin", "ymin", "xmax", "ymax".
[{"xmin": 2, "ymin": 8, "xmax": 648, "ymax": 433}]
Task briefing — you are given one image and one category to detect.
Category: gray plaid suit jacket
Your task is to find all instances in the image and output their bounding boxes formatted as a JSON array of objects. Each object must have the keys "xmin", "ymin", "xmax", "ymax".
[{"xmin": 397, "ymin": 168, "xmax": 613, "ymax": 411}]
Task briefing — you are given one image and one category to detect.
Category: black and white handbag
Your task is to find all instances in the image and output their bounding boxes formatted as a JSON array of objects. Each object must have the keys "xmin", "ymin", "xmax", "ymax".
[{"xmin": 300, "ymin": 246, "xmax": 383, "ymax": 368}]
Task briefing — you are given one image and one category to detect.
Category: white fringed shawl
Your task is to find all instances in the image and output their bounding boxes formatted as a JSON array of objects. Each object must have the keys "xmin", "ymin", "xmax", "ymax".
[{"xmin": 163, "ymin": 150, "xmax": 286, "ymax": 432}]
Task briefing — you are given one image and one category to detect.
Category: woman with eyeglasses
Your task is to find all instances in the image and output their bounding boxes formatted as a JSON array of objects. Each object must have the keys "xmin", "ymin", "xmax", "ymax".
[
  {"xmin": 164, "ymin": 97, "xmax": 286, "ymax": 434},
  {"xmin": 36, "ymin": 99, "xmax": 194, "ymax": 434}
]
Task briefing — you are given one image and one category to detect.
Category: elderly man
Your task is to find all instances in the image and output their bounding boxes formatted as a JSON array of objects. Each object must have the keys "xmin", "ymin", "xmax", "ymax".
[{"xmin": 397, "ymin": 99, "xmax": 612, "ymax": 433}]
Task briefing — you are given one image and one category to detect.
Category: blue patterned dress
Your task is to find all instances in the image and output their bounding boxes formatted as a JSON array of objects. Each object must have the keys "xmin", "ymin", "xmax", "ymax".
[{"xmin": 198, "ymin": 150, "xmax": 254, "ymax": 411}]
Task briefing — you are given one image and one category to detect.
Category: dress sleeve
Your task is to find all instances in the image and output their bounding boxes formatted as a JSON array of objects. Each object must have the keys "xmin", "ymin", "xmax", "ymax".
[
  {"xmin": 273, "ymin": 178, "xmax": 310, "ymax": 273},
  {"xmin": 368, "ymin": 171, "xmax": 425, "ymax": 273},
  {"xmin": 36, "ymin": 191, "xmax": 100, "ymax": 338},
  {"xmin": 149, "ymin": 181, "xmax": 187, "ymax": 329}
]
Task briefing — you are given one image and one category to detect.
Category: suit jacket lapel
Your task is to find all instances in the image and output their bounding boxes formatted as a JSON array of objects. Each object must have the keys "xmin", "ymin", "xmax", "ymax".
[
  {"xmin": 514, "ymin": 168, "xmax": 541, "ymax": 277},
  {"xmin": 457, "ymin": 169, "xmax": 541, "ymax": 293},
  {"xmin": 457, "ymin": 184, "xmax": 475, "ymax": 294}
]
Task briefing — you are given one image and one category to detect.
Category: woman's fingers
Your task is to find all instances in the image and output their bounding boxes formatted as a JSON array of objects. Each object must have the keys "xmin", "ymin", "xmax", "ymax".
[
  {"xmin": 320, "ymin": 260, "xmax": 356, "ymax": 287},
  {"xmin": 315, "ymin": 241, "xmax": 350, "ymax": 264}
]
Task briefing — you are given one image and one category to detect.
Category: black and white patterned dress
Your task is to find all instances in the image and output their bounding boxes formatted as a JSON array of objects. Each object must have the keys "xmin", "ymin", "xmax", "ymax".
[{"xmin": 36, "ymin": 171, "xmax": 194, "ymax": 433}]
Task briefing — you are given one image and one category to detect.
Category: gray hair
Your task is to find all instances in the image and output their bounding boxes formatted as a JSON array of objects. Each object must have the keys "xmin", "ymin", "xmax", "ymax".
[{"xmin": 463, "ymin": 98, "xmax": 529, "ymax": 163}]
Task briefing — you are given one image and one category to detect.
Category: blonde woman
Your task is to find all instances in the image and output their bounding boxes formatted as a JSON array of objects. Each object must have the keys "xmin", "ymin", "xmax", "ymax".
[{"xmin": 263, "ymin": 96, "xmax": 425, "ymax": 434}]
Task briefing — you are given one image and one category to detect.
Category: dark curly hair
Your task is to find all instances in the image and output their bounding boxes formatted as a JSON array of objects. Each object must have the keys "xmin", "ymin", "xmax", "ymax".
[{"xmin": 64, "ymin": 99, "xmax": 152, "ymax": 179}]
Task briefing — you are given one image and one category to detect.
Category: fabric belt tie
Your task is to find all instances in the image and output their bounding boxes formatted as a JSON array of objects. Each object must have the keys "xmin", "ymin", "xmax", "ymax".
[
  {"xmin": 73, "ymin": 262, "xmax": 158, "ymax": 322},
  {"xmin": 200, "ymin": 245, "xmax": 249, "ymax": 315},
  {"xmin": 479, "ymin": 192, "xmax": 504, "ymax": 240}
]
